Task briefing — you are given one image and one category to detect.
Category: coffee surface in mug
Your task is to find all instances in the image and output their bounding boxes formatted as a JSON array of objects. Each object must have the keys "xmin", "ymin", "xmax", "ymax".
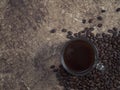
[{"xmin": 64, "ymin": 39, "xmax": 95, "ymax": 72}]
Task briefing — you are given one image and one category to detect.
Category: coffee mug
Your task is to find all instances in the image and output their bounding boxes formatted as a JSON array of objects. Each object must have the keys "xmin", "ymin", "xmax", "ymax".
[{"xmin": 61, "ymin": 38, "xmax": 105, "ymax": 76}]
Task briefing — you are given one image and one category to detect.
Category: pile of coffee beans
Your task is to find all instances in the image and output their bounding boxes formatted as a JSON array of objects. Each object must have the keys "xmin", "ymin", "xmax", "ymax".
[{"xmin": 52, "ymin": 28, "xmax": 120, "ymax": 90}]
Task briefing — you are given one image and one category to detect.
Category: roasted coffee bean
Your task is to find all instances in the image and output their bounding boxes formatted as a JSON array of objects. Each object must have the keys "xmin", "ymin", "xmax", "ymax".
[
  {"xmin": 97, "ymin": 23, "xmax": 102, "ymax": 28},
  {"xmin": 78, "ymin": 32, "xmax": 82, "ymax": 37},
  {"xmin": 108, "ymin": 29, "xmax": 113, "ymax": 34},
  {"xmin": 50, "ymin": 29, "xmax": 56, "ymax": 33},
  {"xmin": 74, "ymin": 33, "xmax": 78, "ymax": 37},
  {"xmin": 61, "ymin": 28, "xmax": 67, "ymax": 32},
  {"xmin": 101, "ymin": 9, "xmax": 106, "ymax": 13},
  {"xmin": 116, "ymin": 8, "xmax": 120, "ymax": 12},
  {"xmin": 97, "ymin": 16, "xmax": 103, "ymax": 20},
  {"xmin": 84, "ymin": 27, "xmax": 89, "ymax": 31},
  {"xmin": 82, "ymin": 19, "xmax": 86, "ymax": 24},
  {"xmin": 112, "ymin": 27, "xmax": 118, "ymax": 31},
  {"xmin": 66, "ymin": 35, "xmax": 74, "ymax": 39},
  {"xmin": 96, "ymin": 33, "xmax": 101, "ymax": 38},
  {"xmin": 89, "ymin": 27, "xmax": 94, "ymax": 31},
  {"xmin": 88, "ymin": 19, "xmax": 93, "ymax": 23},
  {"xmin": 67, "ymin": 31, "xmax": 73, "ymax": 35},
  {"xmin": 102, "ymin": 33, "xmax": 106, "ymax": 37}
]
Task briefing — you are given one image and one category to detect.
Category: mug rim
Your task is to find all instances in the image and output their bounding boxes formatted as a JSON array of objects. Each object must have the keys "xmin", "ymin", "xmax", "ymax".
[{"xmin": 61, "ymin": 37, "xmax": 99, "ymax": 76}]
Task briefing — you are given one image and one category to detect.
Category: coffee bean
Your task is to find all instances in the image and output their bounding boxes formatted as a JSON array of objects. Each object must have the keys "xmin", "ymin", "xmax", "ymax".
[
  {"xmin": 81, "ymin": 30, "xmax": 86, "ymax": 33},
  {"xmin": 89, "ymin": 27, "xmax": 94, "ymax": 31},
  {"xmin": 97, "ymin": 16, "xmax": 103, "ymax": 21},
  {"xmin": 96, "ymin": 33, "xmax": 101, "ymax": 38},
  {"xmin": 61, "ymin": 28, "xmax": 67, "ymax": 32},
  {"xmin": 50, "ymin": 65, "xmax": 55, "ymax": 69},
  {"xmin": 84, "ymin": 27, "xmax": 89, "ymax": 31},
  {"xmin": 67, "ymin": 31, "xmax": 73, "ymax": 35},
  {"xmin": 112, "ymin": 27, "xmax": 118, "ymax": 31},
  {"xmin": 108, "ymin": 29, "xmax": 113, "ymax": 33},
  {"xmin": 78, "ymin": 32, "xmax": 82, "ymax": 37},
  {"xmin": 101, "ymin": 9, "xmax": 106, "ymax": 13},
  {"xmin": 88, "ymin": 19, "xmax": 93, "ymax": 23},
  {"xmin": 66, "ymin": 35, "xmax": 74, "ymax": 39},
  {"xmin": 74, "ymin": 33, "xmax": 78, "ymax": 37},
  {"xmin": 82, "ymin": 19, "xmax": 86, "ymax": 24},
  {"xmin": 50, "ymin": 29, "xmax": 56, "ymax": 33},
  {"xmin": 97, "ymin": 23, "xmax": 102, "ymax": 28},
  {"xmin": 116, "ymin": 8, "xmax": 120, "ymax": 12}
]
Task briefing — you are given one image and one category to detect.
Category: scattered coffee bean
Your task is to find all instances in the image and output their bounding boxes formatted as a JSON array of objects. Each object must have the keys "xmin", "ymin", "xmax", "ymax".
[
  {"xmin": 97, "ymin": 16, "xmax": 103, "ymax": 21},
  {"xmin": 50, "ymin": 65, "xmax": 55, "ymax": 69},
  {"xmin": 78, "ymin": 32, "xmax": 82, "ymax": 37},
  {"xmin": 108, "ymin": 29, "xmax": 113, "ymax": 33},
  {"xmin": 82, "ymin": 19, "xmax": 86, "ymax": 24},
  {"xmin": 62, "ymin": 28, "xmax": 67, "ymax": 32},
  {"xmin": 50, "ymin": 29, "xmax": 56, "ymax": 33},
  {"xmin": 81, "ymin": 30, "xmax": 86, "ymax": 33},
  {"xmin": 74, "ymin": 33, "xmax": 78, "ymax": 37},
  {"xmin": 116, "ymin": 8, "xmax": 120, "ymax": 12},
  {"xmin": 96, "ymin": 33, "xmax": 101, "ymax": 38},
  {"xmin": 89, "ymin": 27, "xmax": 94, "ymax": 31},
  {"xmin": 112, "ymin": 27, "xmax": 118, "ymax": 31},
  {"xmin": 84, "ymin": 27, "xmax": 89, "ymax": 31},
  {"xmin": 88, "ymin": 19, "xmax": 93, "ymax": 23},
  {"xmin": 102, "ymin": 33, "xmax": 106, "ymax": 37},
  {"xmin": 66, "ymin": 35, "xmax": 73, "ymax": 39},
  {"xmin": 101, "ymin": 9, "xmax": 106, "ymax": 13},
  {"xmin": 97, "ymin": 23, "xmax": 102, "ymax": 28},
  {"xmin": 67, "ymin": 31, "xmax": 73, "ymax": 35}
]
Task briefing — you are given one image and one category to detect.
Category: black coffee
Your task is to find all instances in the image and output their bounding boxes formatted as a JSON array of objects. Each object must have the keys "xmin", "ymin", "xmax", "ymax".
[{"xmin": 64, "ymin": 39, "xmax": 95, "ymax": 72}]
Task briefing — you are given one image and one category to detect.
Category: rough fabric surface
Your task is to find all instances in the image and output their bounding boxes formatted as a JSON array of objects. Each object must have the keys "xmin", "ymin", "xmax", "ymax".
[{"xmin": 0, "ymin": 0, "xmax": 120, "ymax": 90}]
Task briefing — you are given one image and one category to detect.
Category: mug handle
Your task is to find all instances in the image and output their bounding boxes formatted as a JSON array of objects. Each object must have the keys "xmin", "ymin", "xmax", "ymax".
[{"xmin": 96, "ymin": 61, "xmax": 105, "ymax": 71}]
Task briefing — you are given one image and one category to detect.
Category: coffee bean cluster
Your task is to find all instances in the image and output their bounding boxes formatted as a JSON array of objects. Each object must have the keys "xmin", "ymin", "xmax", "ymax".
[{"xmin": 52, "ymin": 28, "xmax": 120, "ymax": 90}]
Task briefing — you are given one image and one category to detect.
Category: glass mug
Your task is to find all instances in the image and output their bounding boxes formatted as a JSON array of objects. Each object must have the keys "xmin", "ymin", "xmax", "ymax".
[{"xmin": 61, "ymin": 38, "xmax": 105, "ymax": 76}]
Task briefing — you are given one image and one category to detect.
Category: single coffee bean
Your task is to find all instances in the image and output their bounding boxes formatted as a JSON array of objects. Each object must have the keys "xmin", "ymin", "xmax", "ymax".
[
  {"xmin": 101, "ymin": 9, "xmax": 106, "ymax": 13},
  {"xmin": 89, "ymin": 27, "xmax": 94, "ymax": 31},
  {"xmin": 97, "ymin": 23, "xmax": 102, "ymax": 28},
  {"xmin": 96, "ymin": 33, "xmax": 101, "ymax": 38},
  {"xmin": 97, "ymin": 16, "xmax": 103, "ymax": 20},
  {"xmin": 82, "ymin": 19, "xmax": 86, "ymax": 24},
  {"xmin": 112, "ymin": 27, "xmax": 118, "ymax": 31},
  {"xmin": 50, "ymin": 65, "xmax": 55, "ymax": 69},
  {"xmin": 78, "ymin": 32, "xmax": 82, "ymax": 37},
  {"xmin": 66, "ymin": 35, "xmax": 74, "ymax": 39},
  {"xmin": 50, "ymin": 29, "xmax": 56, "ymax": 33},
  {"xmin": 88, "ymin": 19, "xmax": 93, "ymax": 23},
  {"xmin": 74, "ymin": 33, "xmax": 78, "ymax": 37},
  {"xmin": 67, "ymin": 31, "xmax": 73, "ymax": 35},
  {"xmin": 108, "ymin": 29, "xmax": 113, "ymax": 33},
  {"xmin": 116, "ymin": 8, "xmax": 120, "ymax": 12},
  {"xmin": 84, "ymin": 27, "xmax": 89, "ymax": 31},
  {"xmin": 62, "ymin": 28, "xmax": 67, "ymax": 32}
]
